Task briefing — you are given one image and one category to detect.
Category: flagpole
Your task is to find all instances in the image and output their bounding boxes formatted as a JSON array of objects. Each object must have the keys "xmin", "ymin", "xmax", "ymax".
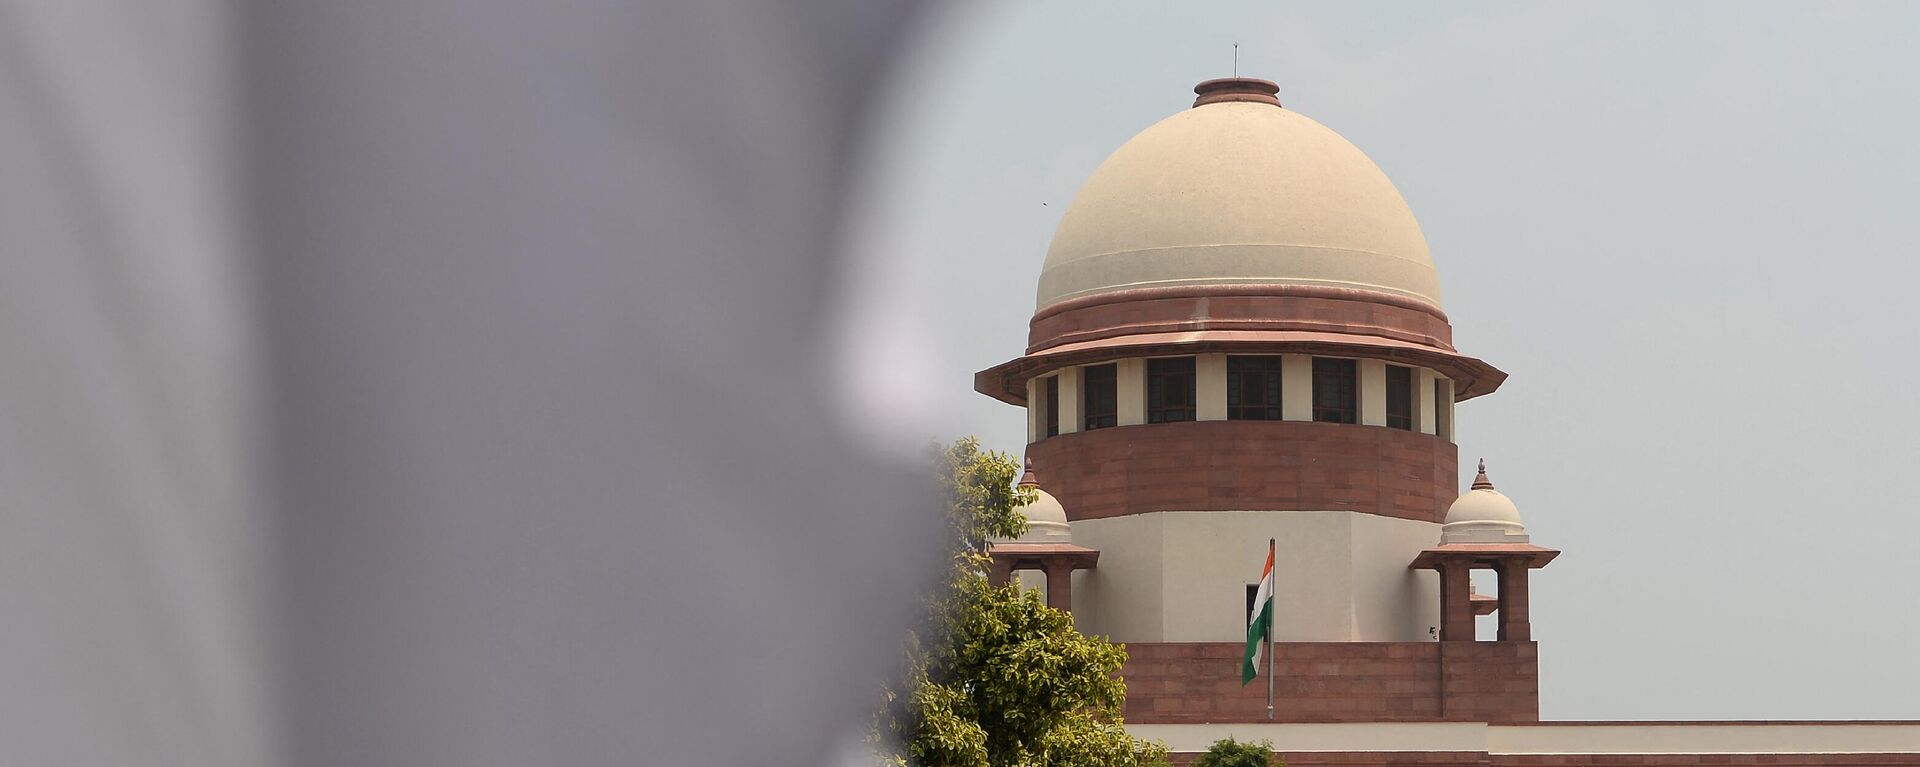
[{"xmin": 1266, "ymin": 537, "xmax": 1275, "ymax": 721}]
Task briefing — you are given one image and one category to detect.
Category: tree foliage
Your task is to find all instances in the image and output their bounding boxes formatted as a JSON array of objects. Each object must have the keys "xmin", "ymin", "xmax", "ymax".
[
  {"xmin": 873, "ymin": 438, "xmax": 1168, "ymax": 767},
  {"xmin": 1189, "ymin": 737, "xmax": 1279, "ymax": 767}
]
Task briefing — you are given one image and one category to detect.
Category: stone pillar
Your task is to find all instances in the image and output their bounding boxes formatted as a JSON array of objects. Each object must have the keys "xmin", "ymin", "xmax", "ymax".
[
  {"xmin": 1496, "ymin": 559, "xmax": 1531, "ymax": 642},
  {"xmin": 1056, "ymin": 367, "xmax": 1082, "ymax": 435},
  {"xmin": 1358, "ymin": 359, "xmax": 1388, "ymax": 427},
  {"xmin": 988, "ymin": 557, "xmax": 1015, "ymax": 587},
  {"xmin": 1195, "ymin": 354, "xmax": 1228, "ymax": 421},
  {"xmin": 1116, "ymin": 358, "xmax": 1146, "ymax": 426},
  {"xmin": 1417, "ymin": 368, "xmax": 1439, "ymax": 435},
  {"xmin": 1438, "ymin": 559, "xmax": 1475, "ymax": 641},
  {"xmin": 1043, "ymin": 560, "xmax": 1073, "ymax": 613},
  {"xmin": 1026, "ymin": 377, "xmax": 1043, "ymax": 443},
  {"xmin": 1280, "ymin": 354, "xmax": 1312, "ymax": 421}
]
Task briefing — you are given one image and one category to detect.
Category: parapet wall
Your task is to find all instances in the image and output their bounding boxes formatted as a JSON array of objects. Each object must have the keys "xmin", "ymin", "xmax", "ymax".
[
  {"xmin": 1029, "ymin": 420, "xmax": 1458, "ymax": 523},
  {"xmin": 1122, "ymin": 641, "xmax": 1538, "ymax": 725}
]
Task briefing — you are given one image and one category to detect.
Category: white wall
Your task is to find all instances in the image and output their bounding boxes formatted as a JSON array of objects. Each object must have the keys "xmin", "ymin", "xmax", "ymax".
[
  {"xmin": 1014, "ymin": 569, "xmax": 1047, "ymax": 596},
  {"xmin": 1068, "ymin": 513, "xmax": 1164, "ymax": 641},
  {"xmin": 1488, "ymin": 722, "xmax": 1920, "ymax": 754},
  {"xmin": 1130, "ymin": 723, "xmax": 1487, "ymax": 754},
  {"xmin": 1071, "ymin": 510, "xmax": 1440, "ymax": 643},
  {"xmin": 1349, "ymin": 512, "xmax": 1443, "ymax": 640}
]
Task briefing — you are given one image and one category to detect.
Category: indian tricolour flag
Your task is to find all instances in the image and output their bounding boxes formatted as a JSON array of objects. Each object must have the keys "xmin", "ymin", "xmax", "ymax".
[{"xmin": 1241, "ymin": 541, "xmax": 1275, "ymax": 685}]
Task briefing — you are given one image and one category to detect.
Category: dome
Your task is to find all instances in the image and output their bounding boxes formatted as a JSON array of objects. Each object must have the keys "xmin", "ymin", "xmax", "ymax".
[
  {"xmin": 1440, "ymin": 460, "xmax": 1528, "ymax": 544},
  {"xmin": 1018, "ymin": 488, "xmax": 1072, "ymax": 543},
  {"xmin": 1036, "ymin": 78, "xmax": 1440, "ymax": 312},
  {"xmin": 1012, "ymin": 460, "xmax": 1072, "ymax": 543}
]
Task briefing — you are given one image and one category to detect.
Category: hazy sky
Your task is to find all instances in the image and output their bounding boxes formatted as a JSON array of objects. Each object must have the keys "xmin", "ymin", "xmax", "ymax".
[{"xmin": 839, "ymin": 2, "xmax": 1920, "ymax": 720}]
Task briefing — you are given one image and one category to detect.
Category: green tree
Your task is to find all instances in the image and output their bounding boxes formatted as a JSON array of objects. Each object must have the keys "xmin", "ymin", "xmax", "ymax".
[
  {"xmin": 873, "ymin": 438, "xmax": 1168, "ymax": 767},
  {"xmin": 1189, "ymin": 737, "xmax": 1279, "ymax": 767}
]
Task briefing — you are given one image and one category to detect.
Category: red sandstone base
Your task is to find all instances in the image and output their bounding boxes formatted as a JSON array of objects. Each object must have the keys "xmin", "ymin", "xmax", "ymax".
[
  {"xmin": 1028, "ymin": 420, "xmax": 1458, "ymax": 523},
  {"xmin": 1123, "ymin": 642, "xmax": 1538, "ymax": 724}
]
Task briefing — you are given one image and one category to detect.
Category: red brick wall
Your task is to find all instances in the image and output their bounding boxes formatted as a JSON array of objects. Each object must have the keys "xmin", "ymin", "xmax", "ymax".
[
  {"xmin": 1121, "ymin": 641, "xmax": 1538, "ymax": 725},
  {"xmin": 1166, "ymin": 753, "xmax": 1920, "ymax": 766},
  {"xmin": 1027, "ymin": 420, "xmax": 1458, "ymax": 523}
]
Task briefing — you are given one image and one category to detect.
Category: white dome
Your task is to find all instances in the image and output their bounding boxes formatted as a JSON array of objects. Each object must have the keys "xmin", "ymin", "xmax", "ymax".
[
  {"xmin": 1440, "ymin": 462, "xmax": 1528, "ymax": 544},
  {"xmin": 1006, "ymin": 460, "xmax": 1072, "ymax": 543},
  {"xmin": 1017, "ymin": 488, "xmax": 1072, "ymax": 543},
  {"xmin": 1036, "ymin": 83, "xmax": 1440, "ymax": 311}
]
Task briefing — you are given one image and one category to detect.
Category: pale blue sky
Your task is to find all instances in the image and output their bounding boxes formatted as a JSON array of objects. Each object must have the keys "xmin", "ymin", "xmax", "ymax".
[{"xmin": 840, "ymin": 2, "xmax": 1920, "ymax": 719}]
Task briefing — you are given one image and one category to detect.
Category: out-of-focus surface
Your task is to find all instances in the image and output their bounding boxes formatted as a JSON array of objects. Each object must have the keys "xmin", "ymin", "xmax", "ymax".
[
  {"xmin": 0, "ymin": 1, "xmax": 273, "ymax": 765},
  {"xmin": 1, "ymin": 0, "xmax": 938, "ymax": 765},
  {"xmin": 255, "ymin": 2, "xmax": 937, "ymax": 765}
]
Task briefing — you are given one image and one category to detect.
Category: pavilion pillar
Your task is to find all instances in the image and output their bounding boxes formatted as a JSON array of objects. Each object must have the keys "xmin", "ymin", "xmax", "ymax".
[
  {"xmin": 1438, "ymin": 559, "xmax": 1475, "ymax": 642},
  {"xmin": 988, "ymin": 557, "xmax": 1015, "ymax": 587},
  {"xmin": 1496, "ymin": 559, "xmax": 1531, "ymax": 642},
  {"xmin": 1043, "ymin": 560, "xmax": 1073, "ymax": 613}
]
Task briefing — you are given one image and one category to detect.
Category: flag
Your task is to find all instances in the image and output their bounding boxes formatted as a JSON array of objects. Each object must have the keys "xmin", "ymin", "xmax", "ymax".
[{"xmin": 1241, "ymin": 545, "xmax": 1274, "ymax": 684}]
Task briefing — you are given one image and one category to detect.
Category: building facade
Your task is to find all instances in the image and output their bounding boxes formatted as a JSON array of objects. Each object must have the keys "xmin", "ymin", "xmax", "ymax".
[{"xmin": 978, "ymin": 77, "xmax": 1920, "ymax": 765}]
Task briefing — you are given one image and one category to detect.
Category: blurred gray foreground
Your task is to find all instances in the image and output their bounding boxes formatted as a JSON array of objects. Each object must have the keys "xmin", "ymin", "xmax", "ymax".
[{"xmin": 0, "ymin": 1, "xmax": 936, "ymax": 764}]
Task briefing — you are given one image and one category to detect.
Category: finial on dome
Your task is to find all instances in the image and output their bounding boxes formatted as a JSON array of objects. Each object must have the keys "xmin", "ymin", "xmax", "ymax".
[
  {"xmin": 1017, "ymin": 458, "xmax": 1039, "ymax": 488},
  {"xmin": 1471, "ymin": 459, "xmax": 1494, "ymax": 491},
  {"xmin": 1193, "ymin": 77, "xmax": 1281, "ymax": 108}
]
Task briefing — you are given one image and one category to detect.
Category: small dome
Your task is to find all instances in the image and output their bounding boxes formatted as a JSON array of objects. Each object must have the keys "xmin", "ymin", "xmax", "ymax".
[
  {"xmin": 1440, "ymin": 460, "xmax": 1528, "ymax": 544},
  {"xmin": 1012, "ymin": 459, "xmax": 1072, "ymax": 543},
  {"xmin": 1018, "ymin": 488, "xmax": 1073, "ymax": 543},
  {"xmin": 1036, "ymin": 78, "xmax": 1440, "ymax": 312}
]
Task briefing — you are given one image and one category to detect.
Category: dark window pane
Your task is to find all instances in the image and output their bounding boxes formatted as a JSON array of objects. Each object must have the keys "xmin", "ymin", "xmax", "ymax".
[
  {"xmin": 1385, "ymin": 365, "xmax": 1414, "ymax": 431},
  {"xmin": 1044, "ymin": 376, "xmax": 1060, "ymax": 438},
  {"xmin": 1433, "ymin": 378, "xmax": 1450, "ymax": 438},
  {"xmin": 1227, "ymin": 355, "xmax": 1284, "ymax": 421},
  {"xmin": 1083, "ymin": 364, "xmax": 1117, "ymax": 430},
  {"xmin": 1146, "ymin": 357, "xmax": 1195, "ymax": 424},
  {"xmin": 1311, "ymin": 357, "xmax": 1357, "ymax": 424}
]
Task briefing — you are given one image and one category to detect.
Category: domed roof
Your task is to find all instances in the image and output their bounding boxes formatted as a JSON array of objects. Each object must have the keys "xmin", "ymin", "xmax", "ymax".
[
  {"xmin": 1036, "ymin": 78, "xmax": 1440, "ymax": 312},
  {"xmin": 1441, "ymin": 460, "xmax": 1528, "ymax": 544},
  {"xmin": 1013, "ymin": 460, "xmax": 1071, "ymax": 543}
]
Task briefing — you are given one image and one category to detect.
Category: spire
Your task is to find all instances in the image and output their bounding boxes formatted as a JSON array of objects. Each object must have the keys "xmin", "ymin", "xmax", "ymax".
[
  {"xmin": 1017, "ymin": 457, "xmax": 1039, "ymax": 488},
  {"xmin": 1471, "ymin": 459, "xmax": 1495, "ymax": 491}
]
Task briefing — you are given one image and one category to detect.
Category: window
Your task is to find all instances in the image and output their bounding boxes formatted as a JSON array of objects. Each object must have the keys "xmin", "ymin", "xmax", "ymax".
[
  {"xmin": 1311, "ymin": 357, "xmax": 1357, "ymax": 424},
  {"xmin": 1227, "ymin": 355, "xmax": 1284, "ymax": 420},
  {"xmin": 1044, "ymin": 376, "xmax": 1059, "ymax": 437},
  {"xmin": 1146, "ymin": 357, "xmax": 1195, "ymax": 423},
  {"xmin": 1385, "ymin": 365, "xmax": 1414, "ymax": 431},
  {"xmin": 1433, "ymin": 378, "xmax": 1451, "ymax": 439},
  {"xmin": 1083, "ymin": 364, "xmax": 1117, "ymax": 430}
]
